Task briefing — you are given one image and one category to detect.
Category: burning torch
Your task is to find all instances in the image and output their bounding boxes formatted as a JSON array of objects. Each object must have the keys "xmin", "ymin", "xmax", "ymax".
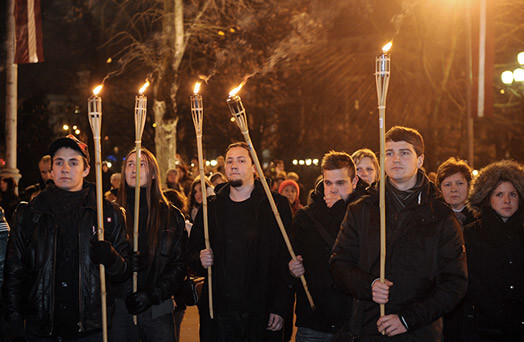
[
  {"xmin": 375, "ymin": 41, "xmax": 391, "ymax": 318},
  {"xmin": 87, "ymin": 84, "xmax": 108, "ymax": 342},
  {"xmin": 190, "ymin": 81, "xmax": 214, "ymax": 319},
  {"xmin": 132, "ymin": 80, "xmax": 149, "ymax": 324},
  {"xmin": 227, "ymin": 82, "xmax": 316, "ymax": 310}
]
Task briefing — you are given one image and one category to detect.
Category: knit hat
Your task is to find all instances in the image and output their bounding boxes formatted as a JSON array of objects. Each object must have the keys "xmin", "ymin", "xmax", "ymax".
[
  {"xmin": 278, "ymin": 179, "xmax": 300, "ymax": 197},
  {"xmin": 49, "ymin": 134, "xmax": 90, "ymax": 163}
]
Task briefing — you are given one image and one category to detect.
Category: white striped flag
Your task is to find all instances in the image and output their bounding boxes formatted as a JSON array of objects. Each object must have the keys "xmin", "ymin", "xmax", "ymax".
[
  {"xmin": 14, "ymin": 0, "xmax": 44, "ymax": 64},
  {"xmin": 471, "ymin": 0, "xmax": 494, "ymax": 118}
]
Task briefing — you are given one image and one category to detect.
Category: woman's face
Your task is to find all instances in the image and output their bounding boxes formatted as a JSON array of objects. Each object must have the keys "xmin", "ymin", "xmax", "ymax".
[
  {"xmin": 125, "ymin": 153, "xmax": 150, "ymax": 187},
  {"xmin": 194, "ymin": 183, "xmax": 203, "ymax": 204},
  {"xmin": 356, "ymin": 157, "xmax": 377, "ymax": 184},
  {"xmin": 490, "ymin": 181, "xmax": 519, "ymax": 220},
  {"xmin": 281, "ymin": 185, "xmax": 298, "ymax": 204},
  {"xmin": 440, "ymin": 172, "xmax": 469, "ymax": 210}
]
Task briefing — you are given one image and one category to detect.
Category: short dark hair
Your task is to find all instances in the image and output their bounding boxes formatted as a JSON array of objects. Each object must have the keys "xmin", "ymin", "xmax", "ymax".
[
  {"xmin": 385, "ymin": 126, "xmax": 424, "ymax": 156},
  {"xmin": 225, "ymin": 142, "xmax": 253, "ymax": 164},
  {"xmin": 436, "ymin": 157, "xmax": 472, "ymax": 188},
  {"xmin": 321, "ymin": 151, "xmax": 356, "ymax": 178}
]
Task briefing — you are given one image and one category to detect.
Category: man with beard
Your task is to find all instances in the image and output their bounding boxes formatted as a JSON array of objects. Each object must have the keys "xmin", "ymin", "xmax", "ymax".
[
  {"xmin": 187, "ymin": 142, "xmax": 293, "ymax": 342},
  {"xmin": 288, "ymin": 151, "xmax": 367, "ymax": 341},
  {"xmin": 330, "ymin": 126, "xmax": 467, "ymax": 341}
]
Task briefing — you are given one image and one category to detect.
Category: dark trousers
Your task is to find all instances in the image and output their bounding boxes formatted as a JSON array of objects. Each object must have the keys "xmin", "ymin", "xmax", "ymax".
[
  {"xmin": 109, "ymin": 298, "xmax": 175, "ymax": 342},
  {"xmin": 26, "ymin": 332, "xmax": 102, "ymax": 342}
]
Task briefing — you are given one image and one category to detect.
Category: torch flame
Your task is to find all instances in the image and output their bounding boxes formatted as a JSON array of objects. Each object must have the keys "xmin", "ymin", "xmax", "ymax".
[
  {"xmin": 193, "ymin": 81, "xmax": 202, "ymax": 94},
  {"xmin": 138, "ymin": 81, "xmax": 150, "ymax": 94},
  {"xmin": 229, "ymin": 80, "xmax": 246, "ymax": 97},
  {"xmin": 382, "ymin": 41, "xmax": 393, "ymax": 53},
  {"xmin": 93, "ymin": 85, "xmax": 103, "ymax": 96}
]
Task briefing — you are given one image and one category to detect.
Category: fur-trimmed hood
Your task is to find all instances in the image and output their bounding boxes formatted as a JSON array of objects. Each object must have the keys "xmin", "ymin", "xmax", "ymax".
[{"xmin": 467, "ymin": 160, "xmax": 524, "ymax": 215}]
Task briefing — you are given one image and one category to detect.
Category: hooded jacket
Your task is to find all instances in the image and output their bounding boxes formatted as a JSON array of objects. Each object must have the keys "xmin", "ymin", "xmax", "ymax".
[
  {"xmin": 330, "ymin": 171, "xmax": 467, "ymax": 341},
  {"xmin": 462, "ymin": 160, "xmax": 524, "ymax": 340},
  {"xmin": 4, "ymin": 182, "xmax": 130, "ymax": 337},
  {"xmin": 187, "ymin": 179, "xmax": 293, "ymax": 342},
  {"xmin": 290, "ymin": 178, "xmax": 368, "ymax": 334}
]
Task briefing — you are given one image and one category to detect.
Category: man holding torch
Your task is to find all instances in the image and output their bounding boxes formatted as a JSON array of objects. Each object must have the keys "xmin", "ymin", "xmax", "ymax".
[
  {"xmin": 329, "ymin": 126, "xmax": 467, "ymax": 341},
  {"xmin": 187, "ymin": 142, "xmax": 294, "ymax": 342},
  {"xmin": 4, "ymin": 135, "xmax": 130, "ymax": 341}
]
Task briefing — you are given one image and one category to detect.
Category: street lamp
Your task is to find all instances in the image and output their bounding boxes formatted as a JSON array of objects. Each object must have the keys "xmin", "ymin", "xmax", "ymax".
[{"xmin": 518, "ymin": 52, "xmax": 524, "ymax": 65}]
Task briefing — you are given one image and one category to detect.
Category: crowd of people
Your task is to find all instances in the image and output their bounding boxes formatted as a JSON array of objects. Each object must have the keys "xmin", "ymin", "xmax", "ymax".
[{"xmin": 0, "ymin": 126, "xmax": 523, "ymax": 341}]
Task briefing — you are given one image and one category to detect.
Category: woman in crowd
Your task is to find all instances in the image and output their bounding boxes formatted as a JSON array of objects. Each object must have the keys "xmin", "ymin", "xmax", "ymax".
[
  {"xmin": 188, "ymin": 176, "xmax": 213, "ymax": 223},
  {"xmin": 436, "ymin": 157, "xmax": 476, "ymax": 227},
  {"xmin": 462, "ymin": 160, "xmax": 524, "ymax": 341},
  {"xmin": 110, "ymin": 148, "xmax": 187, "ymax": 341},
  {"xmin": 278, "ymin": 179, "xmax": 302, "ymax": 217},
  {"xmin": 351, "ymin": 148, "xmax": 379, "ymax": 185},
  {"xmin": 176, "ymin": 164, "xmax": 193, "ymax": 196}
]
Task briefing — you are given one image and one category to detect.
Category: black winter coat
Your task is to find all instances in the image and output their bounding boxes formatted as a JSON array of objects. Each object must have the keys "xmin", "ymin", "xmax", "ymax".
[
  {"xmin": 330, "ymin": 175, "xmax": 467, "ymax": 341},
  {"xmin": 187, "ymin": 180, "xmax": 294, "ymax": 342},
  {"xmin": 119, "ymin": 200, "xmax": 188, "ymax": 303},
  {"xmin": 290, "ymin": 179, "xmax": 367, "ymax": 333},
  {"xmin": 462, "ymin": 208, "xmax": 524, "ymax": 341},
  {"xmin": 4, "ymin": 183, "xmax": 130, "ymax": 337}
]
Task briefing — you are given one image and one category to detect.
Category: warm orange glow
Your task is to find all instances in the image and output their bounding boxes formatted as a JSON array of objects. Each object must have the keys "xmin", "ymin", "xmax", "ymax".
[
  {"xmin": 138, "ymin": 81, "xmax": 150, "ymax": 94},
  {"xmin": 93, "ymin": 85, "xmax": 103, "ymax": 95},
  {"xmin": 193, "ymin": 81, "xmax": 202, "ymax": 94},
  {"xmin": 382, "ymin": 41, "xmax": 392, "ymax": 53},
  {"xmin": 229, "ymin": 80, "xmax": 247, "ymax": 96}
]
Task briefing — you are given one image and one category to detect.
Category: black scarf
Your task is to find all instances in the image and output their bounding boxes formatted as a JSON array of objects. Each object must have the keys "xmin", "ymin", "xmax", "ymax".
[{"xmin": 386, "ymin": 170, "xmax": 427, "ymax": 212}]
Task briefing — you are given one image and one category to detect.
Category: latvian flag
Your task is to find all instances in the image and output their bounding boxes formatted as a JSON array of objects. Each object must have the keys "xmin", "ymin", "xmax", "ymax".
[
  {"xmin": 14, "ymin": 0, "xmax": 44, "ymax": 64},
  {"xmin": 471, "ymin": 0, "xmax": 494, "ymax": 118}
]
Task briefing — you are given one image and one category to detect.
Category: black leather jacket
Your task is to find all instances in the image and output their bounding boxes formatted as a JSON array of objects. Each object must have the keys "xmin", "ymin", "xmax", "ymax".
[{"xmin": 4, "ymin": 183, "xmax": 130, "ymax": 336}]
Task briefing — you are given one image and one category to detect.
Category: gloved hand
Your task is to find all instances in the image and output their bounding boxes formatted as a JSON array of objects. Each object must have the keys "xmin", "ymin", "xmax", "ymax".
[
  {"xmin": 131, "ymin": 251, "xmax": 148, "ymax": 272},
  {"xmin": 125, "ymin": 288, "xmax": 159, "ymax": 315},
  {"xmin": 90, "ymin": 236, "xmax": 118, "ymax": 267}
]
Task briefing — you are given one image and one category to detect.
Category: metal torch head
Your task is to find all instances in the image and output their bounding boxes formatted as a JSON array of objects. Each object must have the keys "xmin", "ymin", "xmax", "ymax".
[
  {"xmin": 134, "ymin": 95, "xmax": 147, "ymax": 140},
  {"xmin": 190, "ymin": 94, "xmax": 203, "ymax": 134},
  {"xmin": 88, "ymin": 95, "xmax": 102, "ymax": 136},
  {"xmin": 227, "ymin": 95, "xmax": 248, "ymax": 133},
  {"xmin": 375, "ymin": 53, "xmax": 391, "ymax": 107}
]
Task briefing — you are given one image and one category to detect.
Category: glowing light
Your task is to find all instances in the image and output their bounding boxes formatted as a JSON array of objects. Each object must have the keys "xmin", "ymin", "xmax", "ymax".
[
  {"xmin": 472, "ymin": 169, "xmax": 479, "ymax": 177},
  {"xmin": 230, "ymin": 117, "xmax": 236, "ymax": 122},
  {"xmin": 292, "ymin": 159, "xmax": 298, "ymax": 165},
  {"xmin": 63, "ymin": 124, "xmax": 69, "ymax": 131},
  {"xmin": 229, "ymin": 28, "xmax": 236, "ymax": 33},
  {"xmin": 106, "ymin": 162, "xmax": 112, "ymax": 168},
  {"xmin": 74, "ymin": 129, "xmax": 81, "ymax": 135},
  {"xmin": 73, "ymin": 125, "xmax": 78, "ymax": 130},
  {"xmin": 93, "ymin": 85, "xmax": 103, "ymax": 96},
  {"xmin": 500, "ymin": 89, "xmax": 505, "ymax": 94},
  {"xmin": 382, "ymin": 41, "xmax": 393, "ymax": 53},
  {"xmin": 152, "ymin": 122, "xmax": 157, "ymax": 128},
  {"xmin": 139, "ymin": 81, "xmax": 150, "ymax": 94},
  {"xmin": 501, "ymin": 70, "xmax": 513, "ymax": 85},
  {"xmin": 218, "ymin": 31, "xmax": 225, "ymax": 36},
  {"xmin": 513, "ymin": 68, "xmax": 524, "ymax": 82},
  {"xmin": 306, "ymin": 159, "xmax": 312, "ymax": 166},
  {"xmin": 229, "ymin": 81, "xmax": 246, "ymax": 96},
  {"xmin": 210, "ymin": 160, "xmax": 218, "ymax": 167},
  {"xmin": 299, "ymin": 160, "xmax": 305, "ymax": 165},
  {"xmin": 106, "ymin": 58, "xmax": 112, "ymax": 63},
  {"xmin": 193, "ymin": 81, "xmax": 202, "ymax": 94},
  {"xmin": 313, "ymin": 159, "xmax": 319, "ymax": 166},
  {"xmin": 518, "ymin": 52, "xmax": 524, "ymax": 65},
  {"xmin": 190, "ymin": 162, "xmax": 195, "ymax": 167},
  {"xmin": 205, "ymin": 160, "xmax": 210, "ymax": 166}
]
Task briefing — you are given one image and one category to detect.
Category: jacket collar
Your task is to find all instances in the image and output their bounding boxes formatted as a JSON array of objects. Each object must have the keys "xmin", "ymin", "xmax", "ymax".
[{"xmin": 30, "ymin": 181, "xmax": 97, "ymax": 213}]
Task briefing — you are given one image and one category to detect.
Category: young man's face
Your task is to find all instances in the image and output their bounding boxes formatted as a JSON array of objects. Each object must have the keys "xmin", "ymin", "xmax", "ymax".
[
  {"xmin": 323, "ymin": 168, "xmax": 358, "ymax": 203},
  {"xmin": 385, "ymin": 140, "xmax": 423, "ymax": 190},
  {"xmin": 225, "ymin": 147, "xmax": 255, "ymax": 187},
  {"xmin": 51, "ymin": 148, "xmax": 89, "ymax": 192}
]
